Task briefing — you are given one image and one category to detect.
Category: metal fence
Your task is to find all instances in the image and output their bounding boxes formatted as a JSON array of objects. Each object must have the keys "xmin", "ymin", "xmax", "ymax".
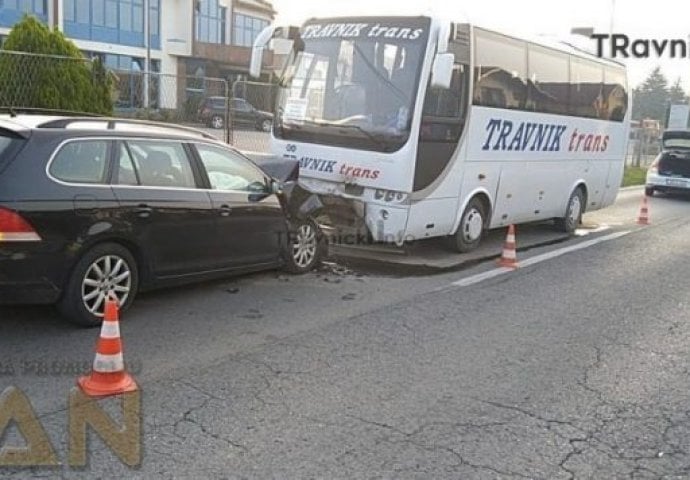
[
  {"xmin": 626, "ymin": 129, "xmax": 660, "ymax": 167},
  {"xmin": 0, "ymin": 50, "xmax": 281, "ymax": 152},
  {"xmin": 0, "ymin": 50, "xmax": 235, "ymax": 143},
  {"xmin": 230, "ymin": 79, "xmax": 278, "ymax": 153},
  {"xmin": 0, "ymin": 50, "xmax": 105, "ymax": 113},
  {"xmin": 109, "ymin": 70, "xmax": 231, "ymax": 143}
]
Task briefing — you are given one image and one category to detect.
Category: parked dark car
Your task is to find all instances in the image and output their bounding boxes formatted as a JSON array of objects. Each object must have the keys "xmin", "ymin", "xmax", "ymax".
[
  {"xmin": 198, "ymin": 97, "xmax": 273, "ymax": 132},
  {"xmin": 0, "ymin": 114, "xmax": 324, "ymax": 326},
  {"xmin": 646, "ymin": 129, "xmax": 690, "ymax": 196}
]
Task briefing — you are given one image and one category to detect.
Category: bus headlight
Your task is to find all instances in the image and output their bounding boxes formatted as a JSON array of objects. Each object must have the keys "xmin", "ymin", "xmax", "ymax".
[{"xmin": 374, "ymin": 189, "xmax": 407, "ymax": 203}]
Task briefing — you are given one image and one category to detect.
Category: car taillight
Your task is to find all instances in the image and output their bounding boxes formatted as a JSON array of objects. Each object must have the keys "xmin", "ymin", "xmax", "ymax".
[
  {"xmin": 0, "ymin": 207, "xmax": 41, "ymax": 242},
  {"xmin": 648, "ymin": 158, "xmax": 660, "ymax": 174}
]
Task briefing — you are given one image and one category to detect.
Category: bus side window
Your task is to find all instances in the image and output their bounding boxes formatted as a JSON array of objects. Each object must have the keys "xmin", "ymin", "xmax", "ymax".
[
  {"xmin": 604, "ymin": 66, "xmax": 628, "ymax": 122},
  {"xmin": 526, "ymin": 46, "xmax": 569, "ymax": 115},
  {"xmin": 473, "ymin": 31, "xmax": 527, "ymax": 110},
  {"xmin": 570, "ymin": 58, "xmax": 605, "ymax": 119}
]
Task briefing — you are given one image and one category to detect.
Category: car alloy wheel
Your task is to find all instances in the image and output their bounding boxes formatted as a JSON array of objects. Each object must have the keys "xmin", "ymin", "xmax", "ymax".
[
  {"xmin": 292, "ymin": 223, "xmax": 318, "ymax": 269},
  {"xmin": 81, "ymin": 255, "xmax": 132, "ymax": 317},
  {"xmin": 211, "ymin": 115, "xmax": 224, "ymax": 129}
]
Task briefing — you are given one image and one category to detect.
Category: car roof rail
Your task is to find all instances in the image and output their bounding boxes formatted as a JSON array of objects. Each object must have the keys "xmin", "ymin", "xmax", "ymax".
[
  {"xmin": 36, "ymin": 116, "xmax": 219, "ymax": 140},
  {"xmin": 0, "ymin": 106, "xmax": 103, "ymax": 117}
]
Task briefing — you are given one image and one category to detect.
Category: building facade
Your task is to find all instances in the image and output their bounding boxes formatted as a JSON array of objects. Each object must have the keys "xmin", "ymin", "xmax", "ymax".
[{"xmin": 0, "ymin": 0, "xmax": 277, "ymax": 108}]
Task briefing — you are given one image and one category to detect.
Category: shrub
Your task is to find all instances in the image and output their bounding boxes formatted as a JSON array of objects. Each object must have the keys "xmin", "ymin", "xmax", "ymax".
[{"xmin": 0, "ymin": 16, "xmax": 113, "ymax": 115}]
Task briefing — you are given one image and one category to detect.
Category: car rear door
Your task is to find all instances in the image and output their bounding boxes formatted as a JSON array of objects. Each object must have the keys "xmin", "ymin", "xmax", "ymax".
[
  {"xmin": 192, "ymin": 142, "xmax": 286, "ymax": 267},
  {"xmin": 111, "ymin": 139, "xmax": 217, "ymax": 278}
]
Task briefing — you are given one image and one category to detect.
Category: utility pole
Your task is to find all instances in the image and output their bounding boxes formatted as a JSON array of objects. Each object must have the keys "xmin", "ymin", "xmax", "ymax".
[{"xmin": 144, "ymin": 0, "xmax": 151, "ymax": 111}]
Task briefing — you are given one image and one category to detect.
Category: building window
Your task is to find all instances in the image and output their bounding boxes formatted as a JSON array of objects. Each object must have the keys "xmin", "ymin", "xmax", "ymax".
[
  {"xmin": 0, "ymin": 0, "xmax": 48, "ymax": 27},
  {"xmin": 232, "ymin": 13, "xmax": 269, "ymax": 47},
  {"xmin": 63, "ymin": 0, "xmax": 160, "ymax": 49},
  {"xmin": 195, "ymin": 0, "xmax": 226, "ymax": 44}
]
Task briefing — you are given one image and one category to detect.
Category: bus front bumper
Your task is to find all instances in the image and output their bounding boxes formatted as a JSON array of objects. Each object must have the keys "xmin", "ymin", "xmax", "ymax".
[
  {"xmin": 314, "ymin": 195, "xmax": 409, "ymax": 247},
  {"xmin": 365, "ymin": 204, "xmax": 409, "ymax": 245}
]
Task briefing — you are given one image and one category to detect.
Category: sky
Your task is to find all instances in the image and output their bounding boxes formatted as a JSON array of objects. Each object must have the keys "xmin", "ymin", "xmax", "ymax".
[{"xmin": 270, "ymin": 0, "xmax": 690, "ymax": 91}]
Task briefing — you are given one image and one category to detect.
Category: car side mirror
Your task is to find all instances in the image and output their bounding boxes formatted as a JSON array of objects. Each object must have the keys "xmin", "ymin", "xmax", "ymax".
[{"xmin": 270, "ymin": 179, "xmax": 283, "ymax": 195}]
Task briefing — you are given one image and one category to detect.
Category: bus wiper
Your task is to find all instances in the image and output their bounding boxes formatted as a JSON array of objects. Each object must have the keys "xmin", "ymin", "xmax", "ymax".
[{"xmin": 310, "ymin": 120, "xmax": 390, "ymax": 151}]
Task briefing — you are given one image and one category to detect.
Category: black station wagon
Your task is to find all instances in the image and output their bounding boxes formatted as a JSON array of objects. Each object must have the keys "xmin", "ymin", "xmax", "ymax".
[{"xmin": 0, "ymin": 114, "xmax": 324, "ymax": 326}]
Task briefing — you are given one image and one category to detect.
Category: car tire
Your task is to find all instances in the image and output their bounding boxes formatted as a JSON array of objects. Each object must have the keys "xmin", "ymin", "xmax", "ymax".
[
  {"xmin": 645, "ymin": 186, "xmax": 655, "ymax": 197},
  {"xmin": 284, "ymin": 219, "xmax": 325, "ymax": 274},
  {"xmin": 260, "ymin": 119, "xmax": 272, "ymax": 132},
  {"xmin": 57, "ymin": 243, "xmax": 139, "ymax": 327},
  {"xmin": 211, "ymin": 115, "xmax": 224, "ymax": 130},
  {"xmin": 448, "ymin": 197, "xmax": 487, "ymax": 253},
  {"xmin": 555, "ymin": 187, "xmax": 584, "ymax": 234}
]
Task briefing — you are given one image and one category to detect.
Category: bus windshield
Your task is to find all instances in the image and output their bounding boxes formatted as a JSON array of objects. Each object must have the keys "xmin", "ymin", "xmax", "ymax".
[{"xmin": 275, "ymin": 17, "xmax": 430, "ymax": 153}]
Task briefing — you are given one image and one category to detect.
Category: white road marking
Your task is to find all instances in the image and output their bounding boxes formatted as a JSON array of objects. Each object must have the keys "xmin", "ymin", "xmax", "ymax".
[
  {"xmin": 575, "ymin": 224, "xmax": 611, "ymax": 236},
  {"xmin": 451, "ymin": 230, "xmax": 632, "ymax": 288}
]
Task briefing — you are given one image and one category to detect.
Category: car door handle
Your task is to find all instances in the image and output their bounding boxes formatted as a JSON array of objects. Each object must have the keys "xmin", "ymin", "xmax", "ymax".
[
  {"xmin": 135, "ymin": 204, "xmax": 153, "ymax": 218},
  {"xmin": 219, "ymin": 204, "xmax": 233, "ymax": 217}
]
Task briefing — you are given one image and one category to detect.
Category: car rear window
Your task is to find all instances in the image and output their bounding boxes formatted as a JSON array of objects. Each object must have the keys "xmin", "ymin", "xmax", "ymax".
[{"xmin": 664, "ymin": 138, "xmax": 690, "ymax": 150}]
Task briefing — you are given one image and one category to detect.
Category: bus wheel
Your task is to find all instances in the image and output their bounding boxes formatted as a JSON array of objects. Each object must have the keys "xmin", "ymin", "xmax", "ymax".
[
  {"xmin": 449, "ymin": 197, "xmax": 487, "ymax": 253},
  {"xmin": 555, "ymin": 187, "xmax": 584, "ymax": 234}
]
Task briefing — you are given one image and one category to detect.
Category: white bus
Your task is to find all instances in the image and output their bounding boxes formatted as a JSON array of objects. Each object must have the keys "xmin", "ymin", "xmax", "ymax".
[{"xmin": 250, "ymin": 16, "xmax": 630, "ymax": 252}]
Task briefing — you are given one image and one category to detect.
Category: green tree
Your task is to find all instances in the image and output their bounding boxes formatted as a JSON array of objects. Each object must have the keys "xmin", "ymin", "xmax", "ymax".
[
  {"xmin": 0, "ymin": 16, "xmax": 112, "ymax": 114},
  {"xmin": 632, "ymin": 66, "xmax": 669, "ymax": 122},
  {"xmin": 668, "ymin": 78, "xmax": 689, "ymax": 105}
]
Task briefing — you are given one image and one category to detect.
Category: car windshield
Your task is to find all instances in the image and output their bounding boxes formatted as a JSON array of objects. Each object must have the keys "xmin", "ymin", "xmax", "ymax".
[
  {"xmin": 275, "ymin": 17, "xmax": 430, "ymax": 153},
  {"xmin": 664, "ymin": 137, "xmax": 690, "ymax": 150}
]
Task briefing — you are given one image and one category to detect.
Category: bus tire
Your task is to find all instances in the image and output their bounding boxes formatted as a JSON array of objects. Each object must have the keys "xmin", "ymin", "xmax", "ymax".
[
  {"xmin": 449, "ymin": 197, "xmax": 487, "ymax": 253},
  {"xmin": 555, "ymin": 187, "xmax": 584, "ymax": 234}
]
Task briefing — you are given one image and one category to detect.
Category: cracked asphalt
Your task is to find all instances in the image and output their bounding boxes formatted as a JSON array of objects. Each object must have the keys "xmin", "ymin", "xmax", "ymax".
[{"xmin": 2, "ymin": 188, "xmax": 690, "ymax": 479}]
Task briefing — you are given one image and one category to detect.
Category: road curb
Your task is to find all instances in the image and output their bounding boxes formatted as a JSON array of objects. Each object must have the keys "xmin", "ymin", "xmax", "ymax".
[
  {"xmin": 619, "ymin": 185, "xmax": 644, "ymax": 192},
  {"xmin": 328, "ymin": 225, "xmax": 576, "ymax": 276}
]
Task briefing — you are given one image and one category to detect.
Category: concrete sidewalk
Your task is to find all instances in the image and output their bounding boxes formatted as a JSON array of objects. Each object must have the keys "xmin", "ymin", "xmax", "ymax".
[
  {"xmin": 329, "ymin": 223, "xmax": 593, "ymax": 275},
  {"xmin": 329, "ymin": 187, "xmax": 645, "ymax": 275}
]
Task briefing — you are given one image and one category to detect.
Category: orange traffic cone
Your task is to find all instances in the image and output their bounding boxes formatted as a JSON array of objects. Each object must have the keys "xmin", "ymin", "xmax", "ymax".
[
  {"xmin": 497, "ymin": 224, "xmax": 519, "ymax": 269},
  {"xmin": 78, "ymin": 299, "xmax": 138, "ymax": 398},
  {"xmin": 637, "ymin": 196, "xmax": 650, "ymax": 225}
]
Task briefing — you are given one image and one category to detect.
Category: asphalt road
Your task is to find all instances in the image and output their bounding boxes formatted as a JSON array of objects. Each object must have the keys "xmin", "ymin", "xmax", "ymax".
[{"xmin": 2, "ymin": 188, "xmax": 690, "ymax": 479}]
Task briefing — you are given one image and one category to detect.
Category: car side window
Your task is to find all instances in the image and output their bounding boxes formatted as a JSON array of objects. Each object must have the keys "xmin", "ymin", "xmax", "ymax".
[
  {"xmin": 233, "ymin": 99, "xmax": 250, "ymax": 111},
  {"xmin": 196, "ymin": 144, "xmax": 266, "ymax": 192},
  {"xmin": 125, "ymin": 140, "xmax": 197, "ymax": 188},
  {"xmin": 50, "ymin": 140, "xmax": 110, "ymax": 184},
  {"xmin": 116, "ymin": 143, "xmax": 140, "ymax": 186}
]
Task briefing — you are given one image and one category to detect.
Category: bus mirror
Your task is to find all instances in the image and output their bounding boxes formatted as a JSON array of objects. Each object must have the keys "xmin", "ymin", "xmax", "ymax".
[
  {"xmin": 251, "ymin": 26, "xmax": 302, "ymax": 78},
  {"xmin": 250, "ymin": 26, "xmax": 276, "ymax": 78},
  {"xmin": 430, "ymin": 53, "xmax": 455, "ymax": 89}
]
